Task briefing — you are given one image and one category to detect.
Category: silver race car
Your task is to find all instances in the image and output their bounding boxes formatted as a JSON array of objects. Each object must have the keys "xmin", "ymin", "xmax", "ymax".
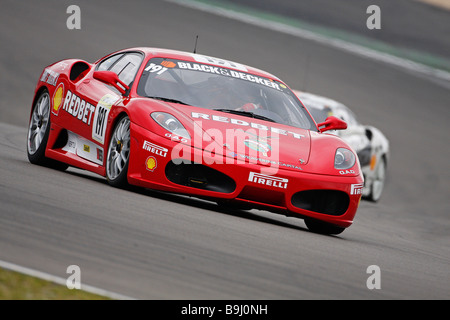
[{"xmin": 295, "ymin": 91, "xmax": 389, "ymax": 202}]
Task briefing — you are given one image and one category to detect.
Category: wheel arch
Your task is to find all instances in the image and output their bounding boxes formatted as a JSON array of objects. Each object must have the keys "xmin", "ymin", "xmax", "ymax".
[
  {"xmin": 30, "ymin": 85, "xmax": 50, "ymax": 119},
  {"xmin": 108, "ymin": 110, "xmax": 131, "ymax": 138},
  {"xmin": 105, "ymin": 109, "xmax": 131, "ymax": 157}
]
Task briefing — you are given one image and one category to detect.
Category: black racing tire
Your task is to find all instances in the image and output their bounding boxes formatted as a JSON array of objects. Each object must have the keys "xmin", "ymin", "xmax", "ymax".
[
  {"xmin": 304, "ymin": 219, "xmax": 346, "ymax": 235},
  {"xmin": 366, "ymin": 157, "xmax": 386, "ymax": 202},
  {"xmin": 27, "ymin": 89, "xmax": 68, "ymax": 171},
  {"xmin": 105, "ymin": 115, "xmax": 130, "ymax": 188}
]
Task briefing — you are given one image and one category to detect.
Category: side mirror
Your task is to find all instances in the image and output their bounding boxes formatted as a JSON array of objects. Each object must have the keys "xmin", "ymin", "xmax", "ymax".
[
  {"xmin": 93, "ymin": 70, "xmax": 129, "ymax": 95},
  {"xmin": 317, "ymin": 116, "xmax": 347, "ymax": 133}
]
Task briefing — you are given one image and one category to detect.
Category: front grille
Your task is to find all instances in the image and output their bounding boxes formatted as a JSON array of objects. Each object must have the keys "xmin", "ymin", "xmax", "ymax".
[
  {"xmin": 291, "ymin": 190, "xmax": 349, "ymax": 216},
  {"xmin": 165, "ymin": 160, "xmax": 236, "ymax": 193},
  {"xmin": 238, "ymin": 185, "xmax": 286, "ymax": 207}
]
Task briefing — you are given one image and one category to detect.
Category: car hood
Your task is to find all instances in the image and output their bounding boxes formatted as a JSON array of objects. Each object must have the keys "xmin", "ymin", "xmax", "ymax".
[
  {"xmin": 171, "ymin": 105, "xmax": 312, "ymax": 171},
  {"xmin": 130, "ymin": 99, "xmax": 357, "ymax": 175}
]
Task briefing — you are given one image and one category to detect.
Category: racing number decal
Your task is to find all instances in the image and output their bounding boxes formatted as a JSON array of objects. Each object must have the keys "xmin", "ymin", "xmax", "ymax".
[
  {"xmin": 94, "ymin": 107, "xmax": 108, "ymax": 140},
  {"xmin": 92, "ymin": 94, "xmax": 120, "ymax": 144},
  {"xmin": 145, "ymin": 61, "xmax": 176, "ymax": 75}
]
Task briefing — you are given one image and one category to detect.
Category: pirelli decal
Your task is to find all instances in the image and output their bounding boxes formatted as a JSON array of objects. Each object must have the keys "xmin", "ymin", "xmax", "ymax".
[
  {"xmin": 143, "ymin": 140, "xmax": 168, "ymax": 157},
  {"xmin": 350, "ymin": 183, "xmax": 364, "ymax": 195},
  {"xmin": 248, "ymin": 172, "xmax": 288, "ymax": 189}
]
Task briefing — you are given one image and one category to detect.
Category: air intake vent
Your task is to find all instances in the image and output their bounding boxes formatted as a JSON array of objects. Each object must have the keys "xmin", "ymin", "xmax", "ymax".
[
  {"xmin": 291, "ymin": 190, "xmax": 349, "ymax": 216},
  {"xmin": 165, "ymin": 161, "xmax": 236, "ymax": 193}
]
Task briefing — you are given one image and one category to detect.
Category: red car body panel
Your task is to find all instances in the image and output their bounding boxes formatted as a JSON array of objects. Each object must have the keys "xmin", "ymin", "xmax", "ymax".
[{"xmin": 30, "ymin": 47, "xmax": 363, "ymax": 230}]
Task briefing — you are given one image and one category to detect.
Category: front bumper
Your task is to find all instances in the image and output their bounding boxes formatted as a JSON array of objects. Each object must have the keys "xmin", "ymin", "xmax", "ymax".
[{"xmin": 128, "ymin": 123, "xmax": 363, "ymax": 228}]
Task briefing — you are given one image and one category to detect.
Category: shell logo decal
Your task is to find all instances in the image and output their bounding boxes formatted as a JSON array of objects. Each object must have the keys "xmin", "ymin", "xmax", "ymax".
[
  {"xmin": 52, "ymin": 83, "xmax": 64, "ymax": 116},
  {"xmin": 145, "ymin": 156, "xmax": 157, "ymax": 172}
]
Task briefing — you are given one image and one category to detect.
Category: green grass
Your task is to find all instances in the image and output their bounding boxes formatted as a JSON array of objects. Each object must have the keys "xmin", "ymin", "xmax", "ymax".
[{"xmin": 0, "ymin": 267, "xmax": 110, "ymax": 300}]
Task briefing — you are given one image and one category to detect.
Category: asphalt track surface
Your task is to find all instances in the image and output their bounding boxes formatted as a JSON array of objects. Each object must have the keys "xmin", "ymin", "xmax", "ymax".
[
  {"xmin": 224, "ymin": 0, "xmax": 450, "ymax": 60},
  {"xmin": 1, "ymin": 0, "xmax": 449, "ymax": 300}
]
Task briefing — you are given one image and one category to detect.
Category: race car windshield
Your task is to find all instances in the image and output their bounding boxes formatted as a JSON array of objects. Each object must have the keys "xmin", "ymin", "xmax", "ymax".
[{"xmin": 137, "ymin": 57, "xmax": 317, "ymax": 130}]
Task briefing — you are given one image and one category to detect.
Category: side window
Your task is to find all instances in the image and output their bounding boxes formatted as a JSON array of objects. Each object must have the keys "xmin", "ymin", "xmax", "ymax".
[
  {"xmin": 97, "ymin": 54, "xmax": 124, "ymax": 71},
  {"xmin": 109, "ymin": 53, "xmax": 143, "ymax": 86}
]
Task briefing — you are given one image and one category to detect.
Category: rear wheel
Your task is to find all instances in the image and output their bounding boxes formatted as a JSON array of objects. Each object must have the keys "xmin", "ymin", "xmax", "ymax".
[
  {"xmin": 27, "ymin": 90, "xmax": 68, "ymax": 170},
  {"xmin": 305, "ymin": 219, "xmax": 345, "ymax": 235},
  {"xmin": 367, "ymin": 157, "xmax": 386, "ymax": 202},
  {"xmin": 106, "ymin": 115, "xmax": 130, "ymax": 188}
]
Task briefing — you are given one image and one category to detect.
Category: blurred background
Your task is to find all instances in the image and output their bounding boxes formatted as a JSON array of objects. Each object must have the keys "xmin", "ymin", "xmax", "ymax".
[
  {"xmin": 0, "ymin": 0, "xmax": 449, "ymax": 299},
  {"xmin": 2, "ymin": 0, "xmax": 449, "ymax": 126}
]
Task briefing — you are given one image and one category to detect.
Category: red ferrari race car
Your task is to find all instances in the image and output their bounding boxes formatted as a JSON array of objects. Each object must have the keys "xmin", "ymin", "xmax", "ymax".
[{"xmin": 27, "ymin": 47, "xmax": 363, "ymax": 235}]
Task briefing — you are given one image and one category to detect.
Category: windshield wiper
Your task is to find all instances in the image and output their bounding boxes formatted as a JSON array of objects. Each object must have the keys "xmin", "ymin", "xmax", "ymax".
[
  {"xmin": 147, "ymin": 96, "xmax": 189, "ymax": 105},
  {"xmin": 213, "ymin": 108, "xmax": 276, "ymax": 123}
]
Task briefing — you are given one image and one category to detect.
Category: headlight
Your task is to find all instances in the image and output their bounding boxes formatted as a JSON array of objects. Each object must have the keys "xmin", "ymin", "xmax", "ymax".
[
  {"xmin": 151, "ymin": 112, "xmax": 190, "ymax": 139},
  {"xmin": 334, "ymin": 148, "xmax": 356, "ymax": 170}
]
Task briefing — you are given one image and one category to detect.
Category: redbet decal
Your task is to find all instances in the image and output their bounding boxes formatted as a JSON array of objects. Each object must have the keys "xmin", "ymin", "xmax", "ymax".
[
  {"xmin": 62, "ymin": 90, "xmax": 96, "ymax": 125},
  {"xmin": 191, "ymin": 112, "xmax": 304, "ymax": 140}
]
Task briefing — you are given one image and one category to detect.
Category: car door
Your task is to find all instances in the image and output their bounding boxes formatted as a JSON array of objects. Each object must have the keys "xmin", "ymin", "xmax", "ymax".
[
  {"xmin": 78, "ymin": 51, "xmax": 143, "ymax": 142},
  {"xmin": 62, "ymin": 52, "xmax": 144, "ymax": 165}
]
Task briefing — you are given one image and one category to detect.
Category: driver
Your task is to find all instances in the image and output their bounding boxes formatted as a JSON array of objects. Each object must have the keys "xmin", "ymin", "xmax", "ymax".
[
  {"xmin": 205, "ymin": 76, "xmax": 262, "ymax": 111},
  {"xmin": 237, "ymin": 102, "xmax": 260, "ymax": 112}
]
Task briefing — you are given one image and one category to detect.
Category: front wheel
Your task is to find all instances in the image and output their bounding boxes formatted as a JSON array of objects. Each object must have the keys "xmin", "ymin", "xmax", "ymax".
[
  {"xmin": 304, "ymin": 219, "xmax": 346, "ymax": 235},
  {"xmin": 27, "ymin": 90, "xmax": 68, "ymax": 170},
  {"xmin": 106, "ymin": 115, "xmax": 131, "ymax": 188}
]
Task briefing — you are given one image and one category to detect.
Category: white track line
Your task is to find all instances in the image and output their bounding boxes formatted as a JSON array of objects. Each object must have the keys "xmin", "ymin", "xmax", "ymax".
[
  {"xmin": 167, "ymin": 0, "xmax": 450, "ymax": 86},
  {"xmin": 0, "ymin": 259, "xmax": 136, "ymax": 300}
]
